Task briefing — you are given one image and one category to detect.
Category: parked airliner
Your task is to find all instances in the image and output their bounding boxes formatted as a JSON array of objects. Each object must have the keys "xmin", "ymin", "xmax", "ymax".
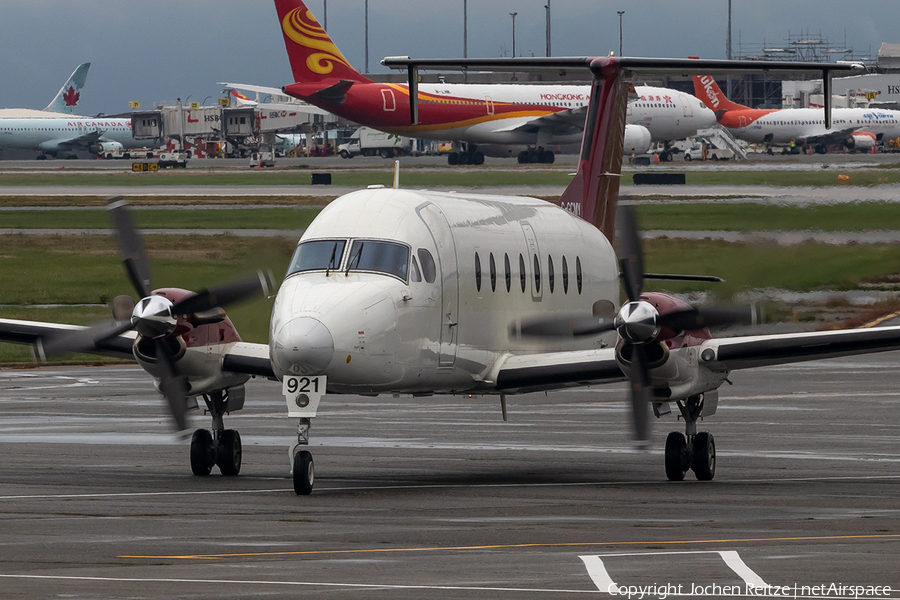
[
  {"xmin": 693, "ymin": 75, "xmax": 900, "ymax": 153},
  {"xmin": 274, "ymin": 0, "xmax": 714, "ymax": 164},
  {"xmin": 0, "ymin": 62, "xmax": 90, "ymax": 118},
  {"xmin": 2, "ymin": 55, "xmax": 888, "ymax": 497},
  {"xmin": 0, "ymin": 116, "xmax": 157, "ymax": 160}
]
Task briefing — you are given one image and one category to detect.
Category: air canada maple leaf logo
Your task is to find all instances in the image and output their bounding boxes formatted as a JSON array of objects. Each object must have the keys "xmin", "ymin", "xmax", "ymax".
[{"xmin": 63, "ymin": 86, "xmax": 80, "ymax": 106}]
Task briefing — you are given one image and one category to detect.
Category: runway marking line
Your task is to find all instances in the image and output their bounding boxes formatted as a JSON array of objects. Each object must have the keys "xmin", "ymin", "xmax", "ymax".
[
  {"xmin": 118, "ymin": 533, "xmax": 900, "ymax": 560},
  {"xmin": 581, "ymin": 550, "xmax": 768, "ymax": 593}
]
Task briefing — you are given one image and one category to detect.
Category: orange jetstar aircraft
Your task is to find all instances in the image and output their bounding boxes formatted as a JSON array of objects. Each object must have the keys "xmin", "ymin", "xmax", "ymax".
[{"xmin": 693, "ymin": 74, "xmax": 900, "ymax": 153}]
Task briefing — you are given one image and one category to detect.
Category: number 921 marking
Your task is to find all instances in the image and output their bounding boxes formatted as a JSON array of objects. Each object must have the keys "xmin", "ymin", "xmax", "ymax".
[{"xmin": 283, "ymin": 376, "xmax": 323, "ymax": 396}]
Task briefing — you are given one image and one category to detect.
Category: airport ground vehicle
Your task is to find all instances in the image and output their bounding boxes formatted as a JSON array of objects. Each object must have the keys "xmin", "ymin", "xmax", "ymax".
[
  {"xmin": 157, "ymin": 151, "xmax": 188, "ymax": 168},
  {"xmin": 684, "ymin": 142, "xmax": 734, "ymax": 161},
  {"xmin": 338, "ymin": 127, "xmax": 411, "ymax": 159}
]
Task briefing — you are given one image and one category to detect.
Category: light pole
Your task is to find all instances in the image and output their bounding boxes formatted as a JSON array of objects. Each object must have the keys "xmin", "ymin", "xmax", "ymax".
[
  {"xmin": 323, "ymin": 0, "xmax": 327, "ymax": 31},
  {"xmin": 364, "ymin": 0, "xmax": 369, "ymax": 73},
  {"xmin": 510, "ymin": 12, "xmax": 517, "ymax": 58},
  {"xmin": 545, "ymin": 1, "xmax": 551, "ymax": 57},
  {"xmin": 463, "ymin": 0, "xmax": 467, "ymax": 58},
  {"xmin": 617, "ymin": 11, "xmax": 625, "ymax": 57}
]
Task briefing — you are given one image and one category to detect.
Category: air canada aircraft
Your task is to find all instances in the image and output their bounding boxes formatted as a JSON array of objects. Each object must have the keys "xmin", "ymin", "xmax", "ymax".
[
  {"xmin": 0, "ymin": 55, "xmax": 891, "ymax": 498},
  {"xmin": 0, "ymin": 62, "xmax": 91, "ymax": 118},
  {"xmin": 274, "ymin": 0, "xmax": 714, "ymax": 164},
  {"xmin": 693, "ymin": 74, "xmax": 900, "ymax": 153}
]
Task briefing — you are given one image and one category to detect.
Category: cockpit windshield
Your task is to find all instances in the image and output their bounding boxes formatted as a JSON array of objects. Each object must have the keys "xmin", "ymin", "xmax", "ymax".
[
  {"xmin": 286, "ymin": 239, "xmax": 345, "ymax": 276},
  {"xmin": 346, "ymin": 240, "xmax": 409, "ymax": 281}
]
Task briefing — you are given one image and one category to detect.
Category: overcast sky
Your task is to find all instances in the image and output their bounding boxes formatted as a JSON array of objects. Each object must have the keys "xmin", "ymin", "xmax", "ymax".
[{"xmin": 0, "ymin": 1, "xmax": 894, "ymax": 116}]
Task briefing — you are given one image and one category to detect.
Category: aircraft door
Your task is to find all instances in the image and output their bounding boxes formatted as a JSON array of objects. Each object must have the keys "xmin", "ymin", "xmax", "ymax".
[
  {"xmin": 679, "ymin": 94, "xmax": 693, "ymax": 117},
  {"xmin": 521, "ymin": 223, "xmax": 543, "ymax": 302},
  {"xmin": 382, "ymin": 89, "xmax": 396, "ymax": 112},
  {"xmin": 485, "ymin": 95, "xmax": 494, "ymax": 115},
  {"xmin": 416, "ymin": 203, "xmax": 459, "ymax": 369}
]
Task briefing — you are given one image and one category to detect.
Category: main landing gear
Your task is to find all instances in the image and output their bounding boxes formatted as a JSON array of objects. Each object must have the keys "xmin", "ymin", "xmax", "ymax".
[
  {"xmin": 517, "ymin": 148, "xmax": 555, "ymax": 164},
  {"xmin": 663, "ymin": 394, "xmax": 716, "ymax": 481},
  {"xmin": 447, "ymin": 147, "xmax": 485, "ymax": 165},
  {"xmin": 189, "ymin": 391, "xmax": 242, "ymax": 477}
]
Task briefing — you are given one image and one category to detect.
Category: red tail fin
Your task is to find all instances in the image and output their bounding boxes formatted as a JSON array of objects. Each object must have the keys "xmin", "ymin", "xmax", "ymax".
[
  {"xmin": 692, "ymin": 75, "xmax": 748, "ymax": 111},
  {"xmin": 556, "ymin": 59, "xmax": 628, "ymax": 243},
  {"xmin": 274, "ymin": 0, "xmax": 372, "ymax": 84}
]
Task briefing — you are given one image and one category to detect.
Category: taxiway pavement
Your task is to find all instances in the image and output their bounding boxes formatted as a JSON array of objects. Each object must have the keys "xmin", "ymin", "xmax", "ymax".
[{"xmin": 1, "ymin": 355, "xmax": 899, "ymax": 598}]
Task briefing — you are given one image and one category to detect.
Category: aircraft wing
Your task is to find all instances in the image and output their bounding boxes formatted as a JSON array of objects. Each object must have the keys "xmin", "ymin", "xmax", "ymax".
[
  {"xmin": 219, "ymin": 82, "xmax": 332, "ymax": 116},
  {"xmin": 702, "ymin": 325, "xmax": 900, "ymax": 371},
  {"xmin": 492, "ymin": 106, "xmax": 587, "ymax": 137},
  {"xmin": 51, "ymin": 130, "xmax": 107, "ymax": 151},
  {"xmin": 0, "ymin": 318, "xmax": 135, "ymax": 360},
  {"xmin": 0, "ymin": 317, "xmax": 276, "ymax": 378},
  {"xmin": 494, "ymin": 348, "xmax": 624, "ymax": 393},
  {"xmin": 796, "ymin": 127, "xmax": 858, "ymax": 146}
]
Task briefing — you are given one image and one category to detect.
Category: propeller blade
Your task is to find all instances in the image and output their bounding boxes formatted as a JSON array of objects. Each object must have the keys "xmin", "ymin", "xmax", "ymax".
[
  {"xmin": 172, "ymin": 270, "xmax": 273, "ymax": 317},
  {"xmin": 659, "ymin": 305, "xmax": 756, "ymax": 332},
  {"xmin": 155, "ymin": 338, "xmax": 190, "ymax": 433},
  {"xmin": 111, "ymin": 295, "xmax": 136, "ymax": 322},
  {"xmin": 40, "ymin": 320, "xmax": 134, "ymax": 358},
  {"xmin": 617, "ymin": 206, "xmax": 644, "ymax": 303},
  {"xmin": 628, "ymin": 343, "xmax": 653, "ymax": 445},
  {"xmin": 514, "ymin": 314, "xmax": 616, "ymax": 338},
  {"xmin": 108, "ymin": 197, "xmax": 152, "ymax": 298}
]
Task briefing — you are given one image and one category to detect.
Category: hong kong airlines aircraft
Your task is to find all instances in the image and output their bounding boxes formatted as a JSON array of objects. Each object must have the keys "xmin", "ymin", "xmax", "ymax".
[
  {"xmin": 1, "ymin": 56, "xmax": 886, "ymax": 497},
  {"xmin": 693, "ymin": 74, "xmax": 900, "ymax": 153},
  {"xmin": 274, "ymin": 0, "xmax": 714, "ymax": 164}
]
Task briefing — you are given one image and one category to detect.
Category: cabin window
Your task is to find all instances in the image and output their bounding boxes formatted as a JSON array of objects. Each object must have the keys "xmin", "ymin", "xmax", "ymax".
[
  {"xmin": 286, "ymin": 239, "xmax": 345, "ymax": 276},
  {"xmin": 489, "ymin": 253, "xmax": 497, "ymax": 292},
  {"xmin": 533, "ymin": 255, "xmax": 541, "ymax": 293},
  {"xmin": 410, "ymin": 256, "xmax": 422, "ymax": 282},
  {"xmin": 417, "ymin": 249, "xmax": 436, "ymax": 283},
  {"xmin": 475, "ymin": 252, "xmax": 482, "ymax": 292},
  {"xmin": 548, "ymin": 255, "xmax": 555, "ymax": 293},
  {"xmin": 576, "ymin": 256, "xmax": 583, "ymax": 294},
  {"xmin": 347, "ymin": 240, "xmax": 409, "ymax": 281},
  {"xmin": 504, "ymin": 253, "xmax": 511, "ymax": 292},
  {"xmin": 562, "ymin": 256, "xmax": 569, "ymax": 293},
  {"xmin": 519, "ymin": 254, "xmax": 526, "ymax": 293}
]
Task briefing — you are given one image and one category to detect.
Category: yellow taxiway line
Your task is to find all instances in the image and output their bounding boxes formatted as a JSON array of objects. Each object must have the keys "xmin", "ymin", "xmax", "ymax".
[{"xmin": 120, "ymin": 533, "xmax": 900, "ymax": 560}]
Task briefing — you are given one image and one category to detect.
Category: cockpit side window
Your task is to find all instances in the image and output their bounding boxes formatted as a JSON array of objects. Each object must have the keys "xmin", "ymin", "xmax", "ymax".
[
  {"xmin": 286, "ymin": 239, "xmax": 346, "ymax": 277},
  {"xmin": 417, "ymin": 249, "xmax": 436, "ymax": 283},
  {"xmin": 410, "ymin": 256, "xmax": 422, "ymax": 282},
  {"xmin": 347, "ymin": 240, "xmax": 409, "ymax": 281}
]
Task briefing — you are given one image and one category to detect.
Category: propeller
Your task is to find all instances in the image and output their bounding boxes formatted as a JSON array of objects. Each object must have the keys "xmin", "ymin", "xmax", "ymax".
[
  {"xmin": 514, "ymin": 205, "xmax": 756, "ymax": 446},
  {"xmin": 42, "ymin": 197, "xmax": 273, "ymax": 432}
]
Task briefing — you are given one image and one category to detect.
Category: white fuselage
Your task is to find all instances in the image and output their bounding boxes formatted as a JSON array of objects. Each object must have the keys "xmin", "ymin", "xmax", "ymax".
[
  {"xmin": 627, "ymin": 85, "xmax": 717, "ymax": 142},
  {"xmin": 727, "ymin": 108, "xmax": 900, "ymax": 144},
  {"xmin": 383, "ymin": 83, "xmax": 714, "ymax": 146},
  {"xmin": 0, "ymin": 116, "xmax": 148, "ymax": 154},
  {"xmin": 269, "ymin": 189, "xmax": 620, "ymax": 394}
]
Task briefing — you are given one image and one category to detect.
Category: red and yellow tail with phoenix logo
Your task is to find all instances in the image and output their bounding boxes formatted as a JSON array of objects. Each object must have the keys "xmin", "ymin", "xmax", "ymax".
[{"xmin": 274, "ymin": 0, "xmax": 373, "ymax": 84}]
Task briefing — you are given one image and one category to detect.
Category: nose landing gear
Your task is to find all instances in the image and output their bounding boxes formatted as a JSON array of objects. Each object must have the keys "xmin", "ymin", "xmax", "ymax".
[{"xmin": 290, "ymin": 417, "xmax": 314, "ymax": 495}]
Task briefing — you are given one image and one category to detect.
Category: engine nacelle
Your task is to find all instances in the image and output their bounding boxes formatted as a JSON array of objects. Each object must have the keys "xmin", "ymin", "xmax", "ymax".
[
  {"xmin": 846, "ymin": 132, "xmax": 876, "ymax": 152},
  {"xmin": 91, "ymin": 140, "xmax": 124, "ymax": 155},
  {"xmin": 623, "ymin": 124, "xmax": 652, "ymax": 154}
]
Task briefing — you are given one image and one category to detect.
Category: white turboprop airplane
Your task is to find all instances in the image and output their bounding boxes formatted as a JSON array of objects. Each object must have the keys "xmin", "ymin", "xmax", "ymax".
[
  {"xmin": 0, "ymin": 56, "xmax": 886, "ymax": 498},
  {"xmin": 271, "ymin": 0, "xmax": 714, "ymax": 164}
]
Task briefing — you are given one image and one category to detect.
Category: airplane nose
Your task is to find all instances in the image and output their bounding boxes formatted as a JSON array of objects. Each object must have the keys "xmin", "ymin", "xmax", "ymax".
[{"xmin": 272, "ymin": 317, "xmax": 334, "ymax": 376}]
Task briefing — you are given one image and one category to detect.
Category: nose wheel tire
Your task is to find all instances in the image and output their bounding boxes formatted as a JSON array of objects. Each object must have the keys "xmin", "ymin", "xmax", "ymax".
[
  {"xmin": 190, "ymin": 429, "xmax": 216, "ymax": 476},
  {"xmin": 292, "ymin": 450, "xmax": 315, "ymax": 495},
  {"xmin": 216, "ymin": 429, "xmax": 242, "ymax": 476},
  {"xmin": 691, "ymin": 431, "xmax": 716, "ymax": 481},
  {"xmin": 664, "ymin": 431, "xmax": 689, "ymax": 481}
]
